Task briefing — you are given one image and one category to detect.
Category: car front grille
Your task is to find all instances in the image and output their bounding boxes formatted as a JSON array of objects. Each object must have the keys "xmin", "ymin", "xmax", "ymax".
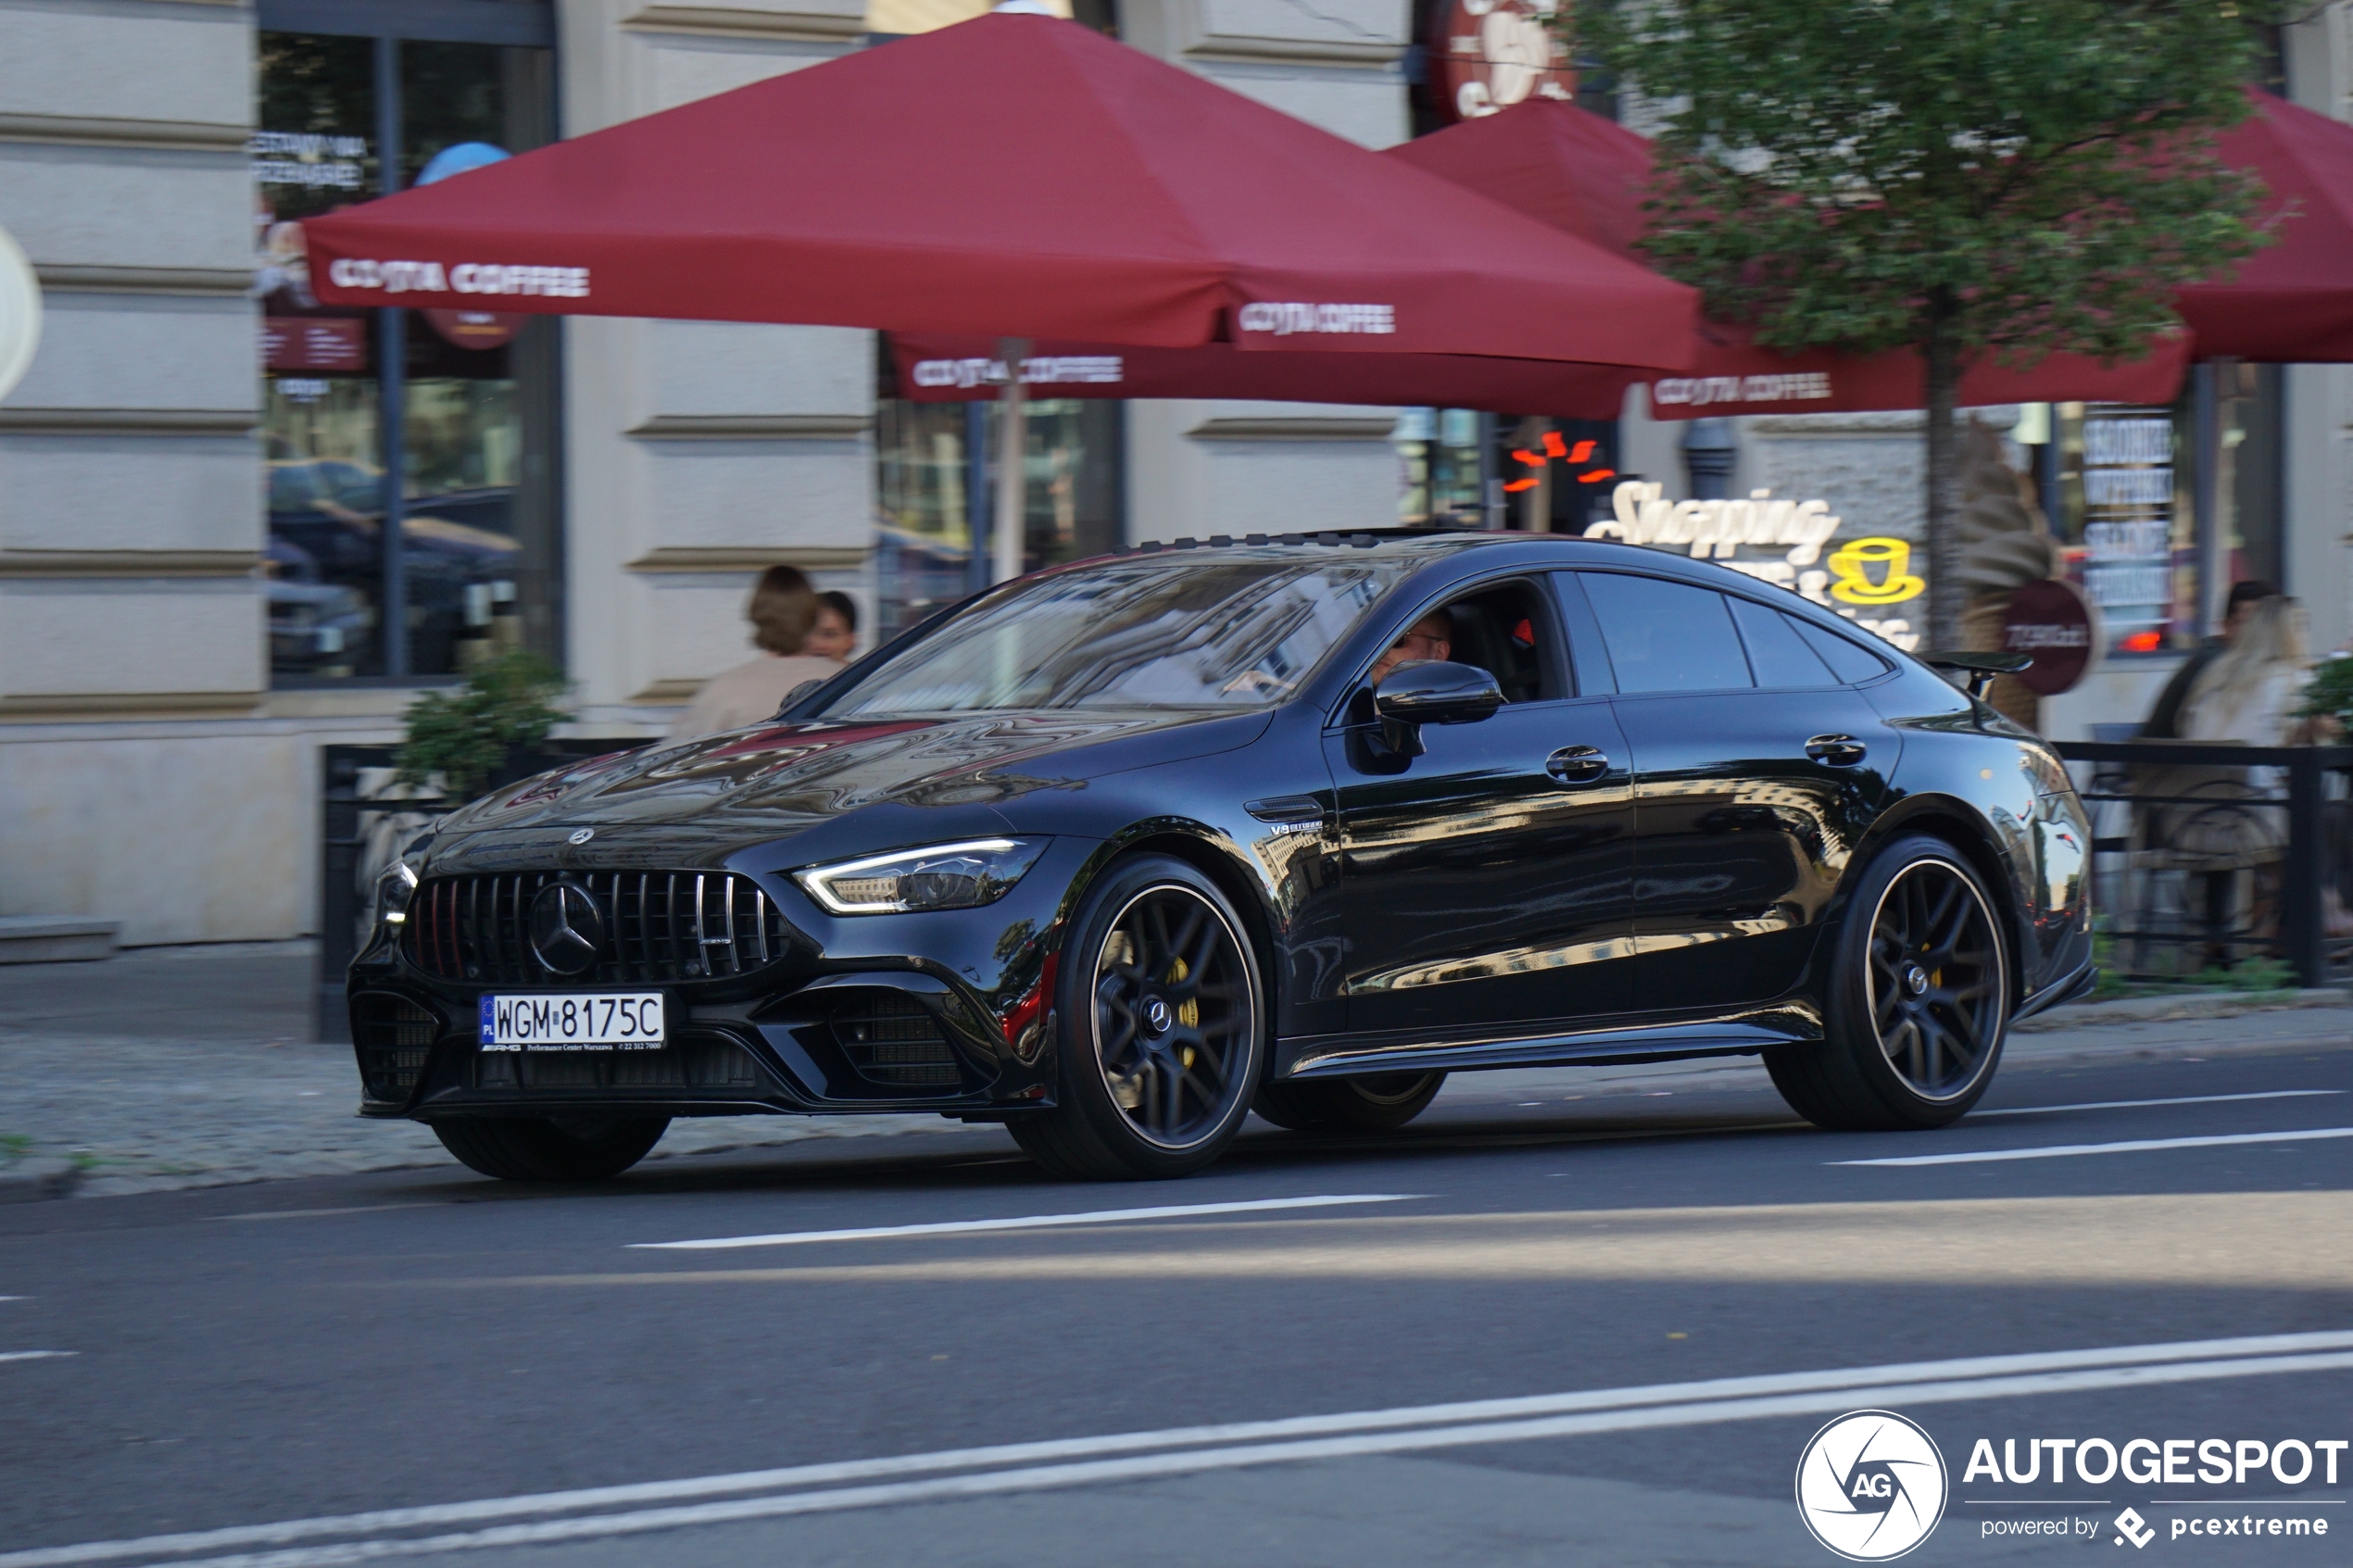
[
  {"xmin": 832, "ymin": 992, "xmax": 963, "ymax": 1087},
  {"xmin": 352, "ymin": 992, "xmax": 439, "ymax": 1098},
  {"xmin": 406, "ymin": 871, "xmax": 791, "ymax": 985}
]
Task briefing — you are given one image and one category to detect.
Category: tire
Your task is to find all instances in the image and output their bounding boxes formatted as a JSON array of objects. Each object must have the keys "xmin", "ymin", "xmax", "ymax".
[
  {"xmin": 1010, "ymin": 854, "xmax": 1266, "ymax": 1181},
  {"xmin": 1767, "ymin": 834, "xmax": 2010, "ymax": 1132},
  {"xmin": 433, "ymin": 1114, "xmax": 670, "ymax": 1181},
  {"xmin": 1254, "ymin": 1072, "xmax": 1446, "ymax": 1134}
]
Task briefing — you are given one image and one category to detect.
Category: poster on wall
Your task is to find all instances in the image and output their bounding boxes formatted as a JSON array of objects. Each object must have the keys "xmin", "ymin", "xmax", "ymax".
[{"xmin": 2074, "ymin": 408, "xmax": 2184, "ymax": 653}]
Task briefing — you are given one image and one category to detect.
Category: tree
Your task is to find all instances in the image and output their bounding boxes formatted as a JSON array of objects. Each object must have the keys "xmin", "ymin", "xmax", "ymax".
[{"xmin": 1571, "ymin": 0, "xmax": 2273, "ymax": 648}]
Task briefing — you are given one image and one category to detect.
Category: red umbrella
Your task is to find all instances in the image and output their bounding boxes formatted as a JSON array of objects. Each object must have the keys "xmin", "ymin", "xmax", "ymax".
[
  {"xmin": 303, "ymin": 14, "xmax": 1692, "ymax": 369},
  {"xmin": 1390, "ymin": 102, "xmax": 2193, "ymax": 420},
  {"xmin": 2180, "ymin": 90, "xmax": 2353, "ymax": 362},
  {"xmin": 895, "ymin": 97, "xmax": 2188, "ymax": 421}
]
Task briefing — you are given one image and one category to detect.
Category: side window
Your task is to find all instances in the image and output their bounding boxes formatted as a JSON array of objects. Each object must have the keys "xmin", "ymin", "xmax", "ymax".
[
  {"xmin": 1792, "ymin": 617, "xmax": 1894, "ymax": 684},
  {"xmin": 1580, "ymin": 573, "xmax": 1753, "ymax": 695},
  {"xmin": 1728, "ymin": 596, "xmax": 1836, "ymax": 688},
  {"xmin": 1365, "ymin": 580, "xmax": 1564, "ymax": 704}
]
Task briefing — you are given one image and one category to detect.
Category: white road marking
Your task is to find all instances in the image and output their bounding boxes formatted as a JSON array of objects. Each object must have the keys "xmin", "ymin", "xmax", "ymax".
[
  {"xmin": 1972, "ymin": 1089, "xmax": 2344, "ymax": 1118},
  {"xmin": 630, "ymin": 1194, "xmax": 1427, "ymax": 1251},
  {"xmin": 10, "ymin": 1329, "xmax": 2352, "ymax": 1568},
  {"xmin": 0, "ymin": 1351, "xmax": 73, "ymax": 1365},
  {"xmin": 34, "ymin": 1351, "xmax": 2353, "ymax": 1568},
  {"xmin": 1831, "ymin": 1126, "xmax": 2353, "ymax": 1167},
  {"xmin": 211, "ymin": 1205, "xmax": 436, "ymax": 1223}
]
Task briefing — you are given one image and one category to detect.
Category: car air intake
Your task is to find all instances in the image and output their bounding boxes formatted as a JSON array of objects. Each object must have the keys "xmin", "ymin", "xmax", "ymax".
[
  {"xmin": 352, "ymin": 992, "xmax": 439, "ymax": 1098},
  {"xmin": 832, "ymin": 992, "xmax": 963, "ymax": 1087},
  {"xmin": 406, "ymin": 871, "xmax": 791, "ymax": 985}
]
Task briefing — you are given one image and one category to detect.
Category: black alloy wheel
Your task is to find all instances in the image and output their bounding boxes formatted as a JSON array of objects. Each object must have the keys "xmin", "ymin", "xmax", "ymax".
[
  {"xmin": 1010, "ymin": 855, "xmax": 1265, "ymax": 1180},
  {"xmin": 433, "ymin": 1114, "xmax": 670, "ymax": 1181},
  {"xmin": 1254, "ymin": 1071, "xmax": 1447, "ymax": 1133},
  {"xmin": 1767, "ymin": 834, "xmax": 2009, "ymax": 1131}
]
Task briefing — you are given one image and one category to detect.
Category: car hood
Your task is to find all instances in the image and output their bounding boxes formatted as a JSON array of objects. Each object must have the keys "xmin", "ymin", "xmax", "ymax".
[{"xmin": 432, "ymin": 708, "xmax": 1273, "ymax": 853}]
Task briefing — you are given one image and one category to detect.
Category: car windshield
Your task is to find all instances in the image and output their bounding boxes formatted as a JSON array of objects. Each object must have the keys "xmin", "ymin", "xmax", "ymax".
[{"xmin": 819, "ymin": 555, "xmax": 1411, "ymax": 716}]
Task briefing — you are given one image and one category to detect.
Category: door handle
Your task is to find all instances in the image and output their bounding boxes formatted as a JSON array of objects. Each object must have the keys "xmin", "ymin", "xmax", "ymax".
[
  {"xmin": 1806, "ymin": 734, "xmax": 1868, "ymax": 767},
  {"xmin": 1545, "ymin": 746, "xmax": 1610, "ymax": 784}
]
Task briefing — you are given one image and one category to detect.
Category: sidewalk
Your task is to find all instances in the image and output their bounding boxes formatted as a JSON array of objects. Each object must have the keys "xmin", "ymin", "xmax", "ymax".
[{"xmin": 1, "ymin": 946, "xmax": 2345, "ymax": 1198}]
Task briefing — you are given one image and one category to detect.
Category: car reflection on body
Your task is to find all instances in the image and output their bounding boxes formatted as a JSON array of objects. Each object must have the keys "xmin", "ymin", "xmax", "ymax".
[{"xmin": 348, "ymin": 531, "xmax": 2095, "ymax": 1182}]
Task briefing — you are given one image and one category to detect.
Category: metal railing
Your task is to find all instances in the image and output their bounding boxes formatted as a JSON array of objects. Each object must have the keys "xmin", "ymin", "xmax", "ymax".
[
  {"xmin": 2054, "ymin": 741, "xmax": 2353, "ymax": 988},
  {"xmin": 316, "ymin": 741, "xmax": 651, "ymax": 1042}
]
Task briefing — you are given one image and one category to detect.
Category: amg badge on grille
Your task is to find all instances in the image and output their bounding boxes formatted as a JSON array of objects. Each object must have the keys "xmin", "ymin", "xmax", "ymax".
[{"xmin": 529, "ymin": 881, "xmax": 605, "ymax": 974}]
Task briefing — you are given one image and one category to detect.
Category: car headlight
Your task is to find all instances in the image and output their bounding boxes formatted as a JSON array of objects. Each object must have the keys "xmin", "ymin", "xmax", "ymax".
[
  {"xmin": 376, "ymin": 860, "xmax": 421, "ymax": 926},
  {"xmin": 793, "ymin": 838, "xmax": 1048, "ymax": 915}
]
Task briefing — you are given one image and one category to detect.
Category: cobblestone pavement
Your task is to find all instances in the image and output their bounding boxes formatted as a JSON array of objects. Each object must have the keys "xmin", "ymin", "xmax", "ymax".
[{"xmin": 1, "ymin": 944, "xmax": 2344, "ymax": 1198}]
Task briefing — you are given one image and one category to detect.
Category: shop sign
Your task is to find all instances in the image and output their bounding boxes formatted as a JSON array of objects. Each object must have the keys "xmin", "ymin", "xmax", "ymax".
[
  {"xmin": 2000, "ymin": 577, "xmax": 2101, "ymax": 695},
  {"xmin": 423, "ymin": 308, "xmax": 521, "ymax": 352},
  {"xmin": 250, "ymin": 131, "xmax": 367, "ymax": 192},
  {"xmin": 1590, "ymin": 480, "xmax": 1926, "ymax": 650},
  {"xmin": 1431, "ymin": 0, "xmax": 1576, "ymax": 122},
  {"xmin": 262, "ymin": 316, "xmax": 367, "ymax": 372}
]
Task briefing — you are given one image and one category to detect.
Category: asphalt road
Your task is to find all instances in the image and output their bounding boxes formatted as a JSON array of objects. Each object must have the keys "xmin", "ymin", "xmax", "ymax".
[{"xmin": 4, "ymin": 1037, "xmax": 2348, "ymax": 1568}]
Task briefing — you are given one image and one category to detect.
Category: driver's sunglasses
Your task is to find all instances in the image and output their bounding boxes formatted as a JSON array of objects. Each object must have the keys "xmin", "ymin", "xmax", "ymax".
[{"xmin": 1391, "ymin": 631, "xmax": 1448, "ymax": 656}]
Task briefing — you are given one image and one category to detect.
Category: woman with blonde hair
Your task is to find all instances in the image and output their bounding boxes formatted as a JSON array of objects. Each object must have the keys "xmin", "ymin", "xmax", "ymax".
[
  {"xmin": 665, "ymin": 565, "xmax": 842, "ymax": 740},
  {"xmin": 2180, "ymin": 596, "xmax": 2314, "ymax": 747}
]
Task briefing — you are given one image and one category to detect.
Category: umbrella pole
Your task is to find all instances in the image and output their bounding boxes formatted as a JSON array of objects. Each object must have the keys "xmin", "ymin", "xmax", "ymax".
[{"xmin": 993, "ymin": 337, "xmax": 1030, "ymax": 584}]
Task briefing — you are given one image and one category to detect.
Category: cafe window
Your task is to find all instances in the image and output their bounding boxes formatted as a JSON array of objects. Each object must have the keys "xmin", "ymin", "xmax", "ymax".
[
  {"xmin": 256, "ymin": 13, "xmax": 560, "ymax": 684},
  {"xmin": 2036, "ymin": 360, "xmax": 2283, "ymax": 659},
  {"xmin": 873, "ymin": 385, "xmax": 1125, "ymax": 641}
]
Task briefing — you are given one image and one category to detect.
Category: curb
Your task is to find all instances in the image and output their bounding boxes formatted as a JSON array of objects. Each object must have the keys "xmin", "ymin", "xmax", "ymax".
[
  {"xmin": 0, "ymin": 1157, "xmax": 82, "ymax": 1203},
  {"xmin": 2013, "ymin": 986, "xmax": 2351, "ymax": 1034}
]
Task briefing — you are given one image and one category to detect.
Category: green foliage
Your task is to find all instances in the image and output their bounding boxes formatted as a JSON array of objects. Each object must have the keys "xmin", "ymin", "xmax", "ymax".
[
  {"xmin": 1571, "ymin": 0, "xmax": 2274, "ymax": 361},
  {"xmin": 2297, "ymin": 651, "xmax": 2353, "ymax": 729},
  {"xmin": 395, "ymin": 649, "xmax": 569, "ymax": 798},
  {"xmin": 2187, "ymin": 954, "xmax": 2296, "ymax": 992}
]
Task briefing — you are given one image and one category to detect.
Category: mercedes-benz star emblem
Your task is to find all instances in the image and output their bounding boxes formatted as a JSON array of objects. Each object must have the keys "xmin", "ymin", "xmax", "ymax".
[
  {"xmin": 1142, "ymin": 997, "xmax": 1173, "ymax": 1035},
  {"xmin": 568, "ymin": 828, "xmax": 595, "ymax": 846},
  {"xmin": 529, "ymin": 882, "xmax": 606, "ymax": 975}
]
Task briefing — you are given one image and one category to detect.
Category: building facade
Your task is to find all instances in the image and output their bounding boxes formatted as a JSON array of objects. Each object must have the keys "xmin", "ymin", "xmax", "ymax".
[
  {"xmin": 0, "ymin": 0, "xmax": 1416, "ymax": 945},
  {"xmin": 2, "ymin": 0, "xmax": 2347, "ymax": 946}
]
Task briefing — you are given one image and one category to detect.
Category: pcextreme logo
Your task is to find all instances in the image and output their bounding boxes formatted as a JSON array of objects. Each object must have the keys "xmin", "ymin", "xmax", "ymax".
[{"xmin": 1796, "ymin": 1411, "xmax": 1950, "ymax": 1562}]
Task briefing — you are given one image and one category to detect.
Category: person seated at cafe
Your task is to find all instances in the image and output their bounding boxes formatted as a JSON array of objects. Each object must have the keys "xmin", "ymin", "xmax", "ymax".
[
  {"xmin": 666, "ymin": 566, "xmax": 842, "ymax": 740},
  {"xmin": 806, "ymin": 590, "xmax": 858, "ymax": 664},
  {"xmin": 1368, "ymin": 610, "xmax": 1453, "ymax": 685},
  {"xmin": 2140, "ymin": 579, "xmax": 2278, "ymax": 738}
]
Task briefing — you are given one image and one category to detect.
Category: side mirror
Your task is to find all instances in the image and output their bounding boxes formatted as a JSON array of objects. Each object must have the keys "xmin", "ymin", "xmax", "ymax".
[{"xmin": 1372, "ymin": 660, "xmax": 1503, "ymax": 757}]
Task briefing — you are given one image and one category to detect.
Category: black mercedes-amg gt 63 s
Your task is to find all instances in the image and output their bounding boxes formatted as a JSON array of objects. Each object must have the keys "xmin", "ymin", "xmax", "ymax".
[{"xmin": 349, "ymin": 531, "xmax": 2094, "ymax": 1182}]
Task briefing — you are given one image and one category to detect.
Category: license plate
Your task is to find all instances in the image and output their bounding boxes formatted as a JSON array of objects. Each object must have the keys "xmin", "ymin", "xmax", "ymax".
[{"xmin": 479, "ymin": 993, "xmax": 666, "ymax": 1051}]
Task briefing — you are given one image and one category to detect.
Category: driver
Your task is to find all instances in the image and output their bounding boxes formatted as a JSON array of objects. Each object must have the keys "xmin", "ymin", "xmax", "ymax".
[{"xmin": 1367, "ymin": 610, "xmax": 1453, "ymax": 685}]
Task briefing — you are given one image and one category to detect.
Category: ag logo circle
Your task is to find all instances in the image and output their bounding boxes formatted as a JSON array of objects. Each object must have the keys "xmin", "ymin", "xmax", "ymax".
[{"xmin": 1795, "ymin": 1410, "xmax": 1947, "ymax": 1561}]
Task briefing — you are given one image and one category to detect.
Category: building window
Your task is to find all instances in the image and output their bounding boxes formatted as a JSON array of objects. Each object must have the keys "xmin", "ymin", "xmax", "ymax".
[
  {"xmin": 256, "ymin": 19, "xmax": 559, "ymax": 684},
  {"xmin": 2038, "ymin": 361, "xmax": 2283, "ymax": 659}
]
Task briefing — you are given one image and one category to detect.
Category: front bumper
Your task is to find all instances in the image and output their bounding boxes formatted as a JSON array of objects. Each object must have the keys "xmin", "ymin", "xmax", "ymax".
[
  {"xmin": 349, "ymin": 964, "xmax": 1057, "ymax": 1121},
  {"xmin": 346, "ymin": 838, "xmax": 1102, "ymax": 1123}
]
